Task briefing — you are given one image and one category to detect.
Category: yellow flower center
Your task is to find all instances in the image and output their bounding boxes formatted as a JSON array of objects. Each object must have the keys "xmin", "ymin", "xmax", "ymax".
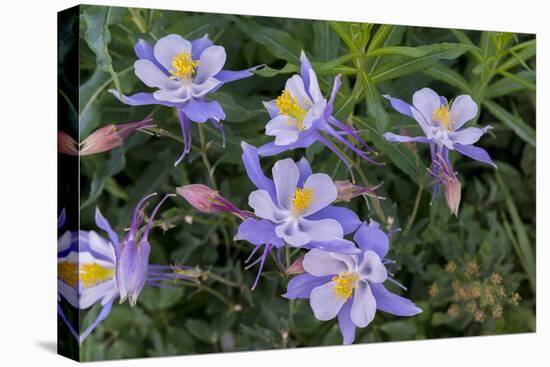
[
  {"xmin": 58, "ymin": 262, "xmax": 78, "ymax": 287},
  {"xmin": 333, "ymin": 272, "xmax": 359, "ymax": 300},
  {"xmin": 170, "ymin": 52, "xmax": 200, "ymax": 80},
  {"xmin": 276, "ymin": 90, "xmax": 307, "ymax": 131},
  {"xmin": 292, "ymin": 187, "xmax": 314, "ymax": 214},
  {"xmin": 432, "ymin": 104, "xmax": 452, "ymax": 129},
  {"xmin": 58, "ymin": 261, "xmax": 115, "ymax": 288},
  {"xmin": 80, "ymin": 263, "xmax": 115, "ymax": 288}
]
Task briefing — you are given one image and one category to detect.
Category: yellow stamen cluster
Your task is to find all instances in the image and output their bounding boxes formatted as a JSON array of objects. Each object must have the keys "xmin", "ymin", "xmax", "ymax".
[
  {"xmin": 432, "ymin": 104, "xmax": 452, "ymax": 129},
  {"xmin": 80, "ymin": 263, "xmax": 115, "ymax": 288},
  {"xmin": 58, "ymin": 261, "xmax": 114, "ymax": 288},
  {"xmin": 292, "ymin": 188, "xmax": 314, "ymax": 214},
  {"xmin": 58, "ymin": 262, "xmax": 78, "ymax": 287},
  {"xmin": 170, "ymin": 52, "xmax": 200, "ymax": 80},
  {"xmin": 332, "ymin": 272, "xmax": 359, "ymax": 300},
  {"xmin": 276, "ymin": 90, "xmax": 307, "ymax": 130}
]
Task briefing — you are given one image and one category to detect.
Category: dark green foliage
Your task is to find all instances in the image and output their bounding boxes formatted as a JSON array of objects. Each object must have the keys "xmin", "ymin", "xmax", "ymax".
[{"xmin": 71, "ymin": 5, "xmax": 535, "ymax": 360}]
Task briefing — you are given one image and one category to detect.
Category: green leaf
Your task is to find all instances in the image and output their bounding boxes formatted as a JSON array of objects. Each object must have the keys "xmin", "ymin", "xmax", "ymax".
[
  {"xmin": 485, "ymin": 70, "xmax": 536, "ymax": 98},
  {"xmin": 365, "ymin": 25, "xmax": 406, "ymax": 73},
  {"xmin": 380, "ymin": 320, "xmax": 417, "ymax": 339},
  {"xmin": 497, "ymin": 70, "xmax": 536, "ymax": 91},
  {"xmin": 80, "ymin": 145, "xmax": 127, "ymax": 209},
  {"xmin": 498, "ymin": 40, "xmax": 536, "ymax": 72},
  {"xmin": 422, "ymin": 63, "xmax": 472, "ymax": 94},
  {"xmin": 371, "ymin": 43, "xmax": 476, "ymax": 83},
  {"xmin": 497, "ymin": 172, "xmax": 536, "ymax": 292},
  {"xmin": 451, "ymin": 29, "xmax": 483, "ymax": 61},
  {"xmin": 483, "ymin": 99, "xmax": 535, "ymax": 147},
  {"xmin": 214, "ymin": 92, "xmax": 266, "ymax": 122},
  {"xmin": 359, "ymin": 71, "xmax": 389, "ymax": 132},
  {"xmin": 233, "ymin": 17, "xmax": 303, "ymax": 64},
  {"xmin": 253, "ymin": 63, "xmax": 298, "ymax": 78},
  {"xmin": 312, "ymin": 21, "xmax": 340, "ymax": 62},
  {"xmin": 82, "ymin": 6, "xmax": 126, "ymax": 97},
  {"xmin": 185, "ymin": 319, "xmax": 218, "ymax": 344}
]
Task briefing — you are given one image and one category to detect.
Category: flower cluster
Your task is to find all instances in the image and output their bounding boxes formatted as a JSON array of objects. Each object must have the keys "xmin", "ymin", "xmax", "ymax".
[{"xmin": 66, "ymin": 28, "xmax": 501, "ymax": 346}]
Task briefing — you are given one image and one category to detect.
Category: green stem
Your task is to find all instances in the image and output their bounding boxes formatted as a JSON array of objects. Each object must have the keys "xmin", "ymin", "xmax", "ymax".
[
  {"xmin": 198, "ymin": 124, "xmax": 217, "ymax": 190},
  {"xmin": 405, "ymin": 184, "xmax": 423, "ymax": 233}
]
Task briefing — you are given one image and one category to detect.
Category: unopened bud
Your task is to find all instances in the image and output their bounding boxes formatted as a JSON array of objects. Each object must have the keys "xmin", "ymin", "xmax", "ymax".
[
  {"xmin": 286, "ymin": 255, "xmax": 305, "ymax": 275},
  {"xmin": 177, "ymin": 184, "xmax": 251, "ymax": 220},
  {"xmin": 58, "ymin": 130, "xmax": 78, "ymax": 156},
  {"xmin": 79, "ymin": 116, "xmax": 154, "ymax": 156},
  {"xmin": 335, "ymin": 180, "xmax": 383, "ymax": 202}
]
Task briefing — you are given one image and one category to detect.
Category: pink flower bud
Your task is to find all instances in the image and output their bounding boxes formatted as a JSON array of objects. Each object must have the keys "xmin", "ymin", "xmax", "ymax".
[
  {"xmin": 58, "ymin": 130, "xmax": 78, "ymax": 156},
  {"xmin": 444, "ymin": 176, "xmax": 462, "ymax": 217},
  {"xmin": 176, "ymin": 184, "xmax": 251, "ymax": 220},
  {"xmin": 79, "ymin": 116, "xmax": 154, "ymax": 156},
  {"xmin": 334, "ymin": 180, "xmax": 383, "ymax": 202},
  {"xmin": 286, "ymin": 255, "xmax": 305, "ymax": 275},
  {"xmin": 429, "ymin": 154, "xmax": 462, "ymax": 217}
]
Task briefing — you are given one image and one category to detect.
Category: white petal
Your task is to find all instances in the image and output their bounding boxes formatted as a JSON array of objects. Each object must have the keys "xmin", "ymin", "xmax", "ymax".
[
  {"xmin": 303, "ymin": 248, "xmax": 353, "ymax": 276},
  {"xmin": 190, "ymin": 77, "xmax": 221, "ymax": 98},
  {"xmin": 350, "ymin": 281, "xmax": 377, "ymax": 327},
  {"xmin": 275, "ymin": 220, "xmax": 309, "ymax": 247},
  {"xmin": 154, "ymin": 34, "xmax": 192, "ymax": 71},
  {"xmin": 450, "ymin": 95, "xmax": 478, "ymax": 129},
  {"xmin": 357, "ymin": 251, "xmax": 387, "ymax": 283},
  {"xmin": 88, "ymin": 231, "xmax": 116, "ymax": 263},
  {"xmin": 58, "ymin": 231, "xmax": 72, "ymax": 253},
  {"xmin": 79, "ymin": 279, "xmax": 117, "ymax": 309},
  {"xmin": 308, "ymin": 68, "xmax": 324, "ymax": 103},
  {"xmin": 153, "ymin": 86, "xmax": 191, "ymax": 103},
  {"xmin": 310, "ymin": 281, "xmax": 346, "ymax": 321},
  {"xmin": 272, "ymin": 158, "xmax": 300, "ymax": 210},
  {"xmin": 285, "ymin": 75, "xmax": 312, "ymax": 109},
  {"xmin": 195, "ymin": 46, "xmax": 226, "ymax": 83},
  {"xmin": 134, "ymin": 59, "xmax": 180, "ymax": 90},
  {"xmin": 301, "ymin": 100, "xmax": 326, "ymax": 129},
  {"xmin": 248, "ymin": 190, "xmax": 288, "ymax": 222},
  {"xmin": 412, "ymin": 87, "xmax": 441, "ymax": 124},
  {"xmin": 298, "ymin": 217, "xmax": 344, "ymax": 242},
  {"xmin": 299, "ymin": 173, "xmax": 337, "ymax": 216}
]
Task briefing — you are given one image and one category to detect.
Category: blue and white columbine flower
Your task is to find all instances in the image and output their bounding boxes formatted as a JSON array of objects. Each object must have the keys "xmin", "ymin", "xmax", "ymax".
[
  {"xmin": 57, "ymin": 195, "xmax": 196, "ymax": 343},
  {"xmin": 285, "ymin": 221, "xmax": 421, "ymax": 344},
  {"xmin": 383, "ymin": 87, "xmax": 495, "ymax": 167},
  {"xmin": 259, "ymin": 51, "xmax": 380, "ymax": 173},
  {"xmin": 236, "ymin": 142, "xmax": 360, "ymax": 289},
  {"xmin": 383, "ymin": 88, "xmax": 495, "ymax": 211},
  {"xmin": 110, "ymin": 34, "xmax": 259, "ymax": 165}
]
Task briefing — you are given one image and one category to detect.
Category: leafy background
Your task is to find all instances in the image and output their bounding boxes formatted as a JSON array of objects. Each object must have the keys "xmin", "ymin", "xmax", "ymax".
[{"xmin": 61, "ymin": 5, "xmax": 535, "ymax": 361}]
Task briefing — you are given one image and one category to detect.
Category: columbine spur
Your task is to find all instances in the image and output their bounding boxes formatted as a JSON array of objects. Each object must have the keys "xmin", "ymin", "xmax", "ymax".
[
  {"xmin": 110, "ymin": 34, "xmax": 259, "ymax": 165},
  {"xmin": 259, "ymin": 51, "xmax": 380, "ymax": 173},
  {"xmin": 57, "ymin": 195, "xmax": 197, "ymax": 343},
  {"xmin": 284, "ymin": 221, "xmax": 421, "ymax": 344}
]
